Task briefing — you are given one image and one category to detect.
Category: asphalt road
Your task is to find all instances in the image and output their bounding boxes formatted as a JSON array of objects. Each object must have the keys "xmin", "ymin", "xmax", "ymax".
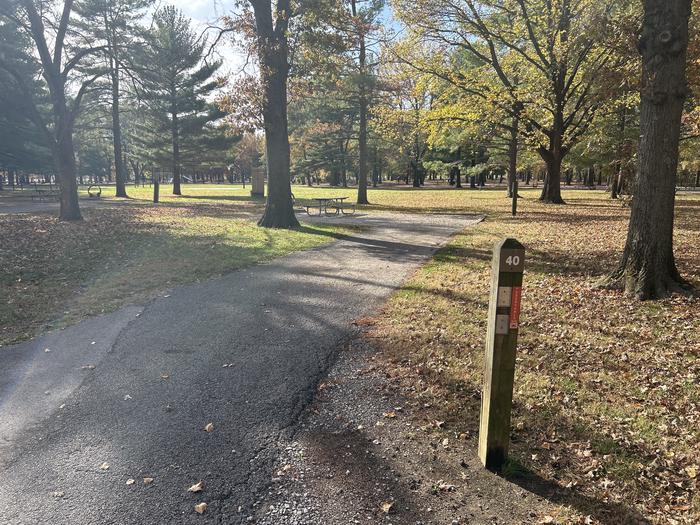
[{"xmin": 0, "ymin": 212, "xmax": 480, "ymax": 525}]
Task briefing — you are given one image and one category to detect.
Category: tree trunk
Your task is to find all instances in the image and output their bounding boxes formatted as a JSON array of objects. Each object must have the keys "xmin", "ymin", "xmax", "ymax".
[
  {"xmin": 253, "ymin": 0, "xmax": 298, "ymax": 228},
  {"xmin": 171, "ymin": 103, "xmax": 181, "ymax": 196},
  {"xmin": 611, "ymin": 162, "xmax": 621, "ymax": 199},
  {"xmin": 353, "ymin": 0, "xmax": 369, "ymax": 205},
  {"xmin": 153, "ymin": 170, "xmax": 160, "ymax": 203},
  {"xmin": 106, "ymin": 19, "xmax": 127, "ymax": 199},
  {"xmin": 601, "ymin": 0, "xmax": 691, "ymax": 299},
  {"xmin": 538, "ymin": 143, "xmax": 565, "ymax": 204},
  {"xmin": 372, "ymin": 146, "xmax": 379, "ymax": 188},
  {"xmin": 55, "ymin": 133, "xmax": 82, "ymax": 220},
  {"xmin": 412, "ymin": 161, "xmax": 420, "ymax": 187},
  {"xmin": 340, "ymin": 141, "xmax": 348, "ymax": 188},
  {"xmin": 506, "ymin": 116, "xmax": 518, "ymax": 198},
  {"xmin": 112, "ymin": 70, "xmax": 127, "ymax": 197}
]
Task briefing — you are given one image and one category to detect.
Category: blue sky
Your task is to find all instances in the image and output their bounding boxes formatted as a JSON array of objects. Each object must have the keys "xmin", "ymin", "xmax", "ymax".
[{"xmin": 169, "ymin": 0, "xmax": 229, "ymax": 24}]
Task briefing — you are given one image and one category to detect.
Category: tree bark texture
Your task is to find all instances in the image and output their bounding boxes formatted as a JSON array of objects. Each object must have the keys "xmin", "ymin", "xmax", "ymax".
[
  {"xmin": 252, "ymin": 0, "xmax": 299, "ymax": 228},
  {"xmin": 602, "ymin": 0, "xmax": 692, "ymax": 299}
]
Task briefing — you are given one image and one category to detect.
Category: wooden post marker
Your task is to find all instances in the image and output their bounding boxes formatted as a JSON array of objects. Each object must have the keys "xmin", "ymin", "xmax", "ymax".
[{"xmin": 478, "ymin": 238, "xmax": 525, "ymax": 471}]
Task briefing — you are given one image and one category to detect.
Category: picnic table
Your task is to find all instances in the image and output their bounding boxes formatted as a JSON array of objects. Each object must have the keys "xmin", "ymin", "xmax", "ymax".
[
  {"xmin": 302, "ymin": 197, "xmax": 355, "ymax": 216},
  {"xmin": 30, "ymin": 187, "xmax": 61, "ymax": 202}
]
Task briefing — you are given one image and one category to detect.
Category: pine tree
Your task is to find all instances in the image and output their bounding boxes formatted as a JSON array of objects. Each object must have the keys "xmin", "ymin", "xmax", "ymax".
[
  {"xmin": 78, "ymin": 0, "xmax": 154, "ymax": 197},
  {"xmin": 0, "ymin": 18, "xmax": 52, "ymax": 181},
  {"xmin": 137, "ymin": 6, "xmax": 223, "ymax": 195}
]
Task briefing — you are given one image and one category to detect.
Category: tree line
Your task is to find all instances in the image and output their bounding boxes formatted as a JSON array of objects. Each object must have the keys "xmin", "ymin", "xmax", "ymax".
[
  {"xmin": 0, "ymin": 0, "xmax": 696, "ymax": 298},
  {"xmin": 0, "ymin": 0, "xmax": 235, "ymax": 219}
]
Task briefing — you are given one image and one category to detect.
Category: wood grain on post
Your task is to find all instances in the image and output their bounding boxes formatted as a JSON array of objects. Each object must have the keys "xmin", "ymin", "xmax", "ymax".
[{"xmin": 478, "ymin": 238, "xmax": 525, "ymax": 471}]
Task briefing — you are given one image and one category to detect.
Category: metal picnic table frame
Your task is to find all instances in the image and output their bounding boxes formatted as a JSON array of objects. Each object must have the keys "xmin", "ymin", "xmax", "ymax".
[{"xmin": 305, "ymin": 197, "xmax": 351, "ymax": 216}]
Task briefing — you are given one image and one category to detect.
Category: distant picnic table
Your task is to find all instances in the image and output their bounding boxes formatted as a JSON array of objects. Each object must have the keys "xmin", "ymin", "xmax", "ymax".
[
  {"xmin": 29, "ymin": 185, "xmax": 60, "ymax": 202},
  {"xmin": 302, "ymin": 197, "xmax": 355, "ymax": 216}
]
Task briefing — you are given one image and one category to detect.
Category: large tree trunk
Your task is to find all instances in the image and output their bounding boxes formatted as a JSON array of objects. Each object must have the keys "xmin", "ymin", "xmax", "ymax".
[
  {"xmin": 601, "ymin": 0, "xmax": 692, "ymax": 299},
  {"xmin": 55, "ymin": 133, "xmax": 82, "ymax": 220},
  {"xmin": 538, "ymin": 143, "xmax": 565, "ymax": 204},
  {"xmin": 252, "ymin": 0, "xmax": 298, "ymax": 228}
]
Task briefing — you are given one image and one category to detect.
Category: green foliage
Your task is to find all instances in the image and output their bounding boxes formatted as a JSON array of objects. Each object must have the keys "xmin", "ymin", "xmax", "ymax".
[
  {"xmin": 133, "ymin": 6, "xmax": 234, "ymax": 171},
  {"xmin": 0, "ymin": 17, "xmax": 52, "ymax": 172}
]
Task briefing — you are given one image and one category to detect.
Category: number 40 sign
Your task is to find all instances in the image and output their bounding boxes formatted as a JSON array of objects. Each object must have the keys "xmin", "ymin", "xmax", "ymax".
[{"xmin": 499, "ymin": 250, "xmax": 525, "ymax": 272}]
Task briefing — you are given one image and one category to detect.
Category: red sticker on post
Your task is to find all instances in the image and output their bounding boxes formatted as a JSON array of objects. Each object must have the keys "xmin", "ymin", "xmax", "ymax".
[{"xmin": 509, "ymin": 287, "xmax": 522, "ymax": 329}]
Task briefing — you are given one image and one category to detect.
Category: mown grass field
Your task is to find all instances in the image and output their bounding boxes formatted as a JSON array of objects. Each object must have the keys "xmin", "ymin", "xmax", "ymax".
[
  {"xmin": 364, "ymin": 188, "xmax": 700, "ymax": 524},
  {"xmin": 81, "ymin": 180, "xmax": 513, "ymax": 213}
]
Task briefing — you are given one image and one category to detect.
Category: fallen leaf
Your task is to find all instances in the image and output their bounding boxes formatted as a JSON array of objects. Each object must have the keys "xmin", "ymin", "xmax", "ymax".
[
  {"xmin": 383, "ymin": 411, "xmax": 397, "ymax": 419},
  {"xmin": 204, "ymin": 423, "xmax": 214, "ymax": 432},
  {"xmin": 99, "ymin": 462, "xmax": 110, "ymax": 471},
  {"xmin": 188, "ymin": 481, "xmax": 204, "ymax": 493},
  {"xmin": 538, "ymin": 516, "xmax": 555, "ymax": 524},
  {"xmin": 437, "ymin": 479, "xmax": 456, "ymax": 491},
  {"xmin": 143, "ymin": 477, "xmax": 154, "ymax": 485},
  {"xmin": 126, "ymin": 479, "xmax": 135, "ymax": 485},
  {"xmin": 380, "ymin": 501, "xmax": 393, "ymax": 514},
  {"xmin": 161, "ymin": 373, "xmax": 170, "ymax": 380},
  {"xmin": 123, "ymin": 394, "xmax": 132, "ymax": 401},
  {"xmin": 275, "ymin": 464, "xmax": 292, "ymax": 476},
  {"xmin": 51, "ymin": 491, "xmax": 65, "ymax": 498},
  {"xmin": 194, "ymin": 502, "xmax": 207, "ymax": 514},
  {"xmin": 685, "ymin": 465, "xmax": 698, "ymax": 479}
]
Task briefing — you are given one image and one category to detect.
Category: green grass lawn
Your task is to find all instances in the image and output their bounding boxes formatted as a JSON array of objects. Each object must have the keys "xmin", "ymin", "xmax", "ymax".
[{"xmin": 81, "ymin": 181, "xmax": 527, "ymax": 214}]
